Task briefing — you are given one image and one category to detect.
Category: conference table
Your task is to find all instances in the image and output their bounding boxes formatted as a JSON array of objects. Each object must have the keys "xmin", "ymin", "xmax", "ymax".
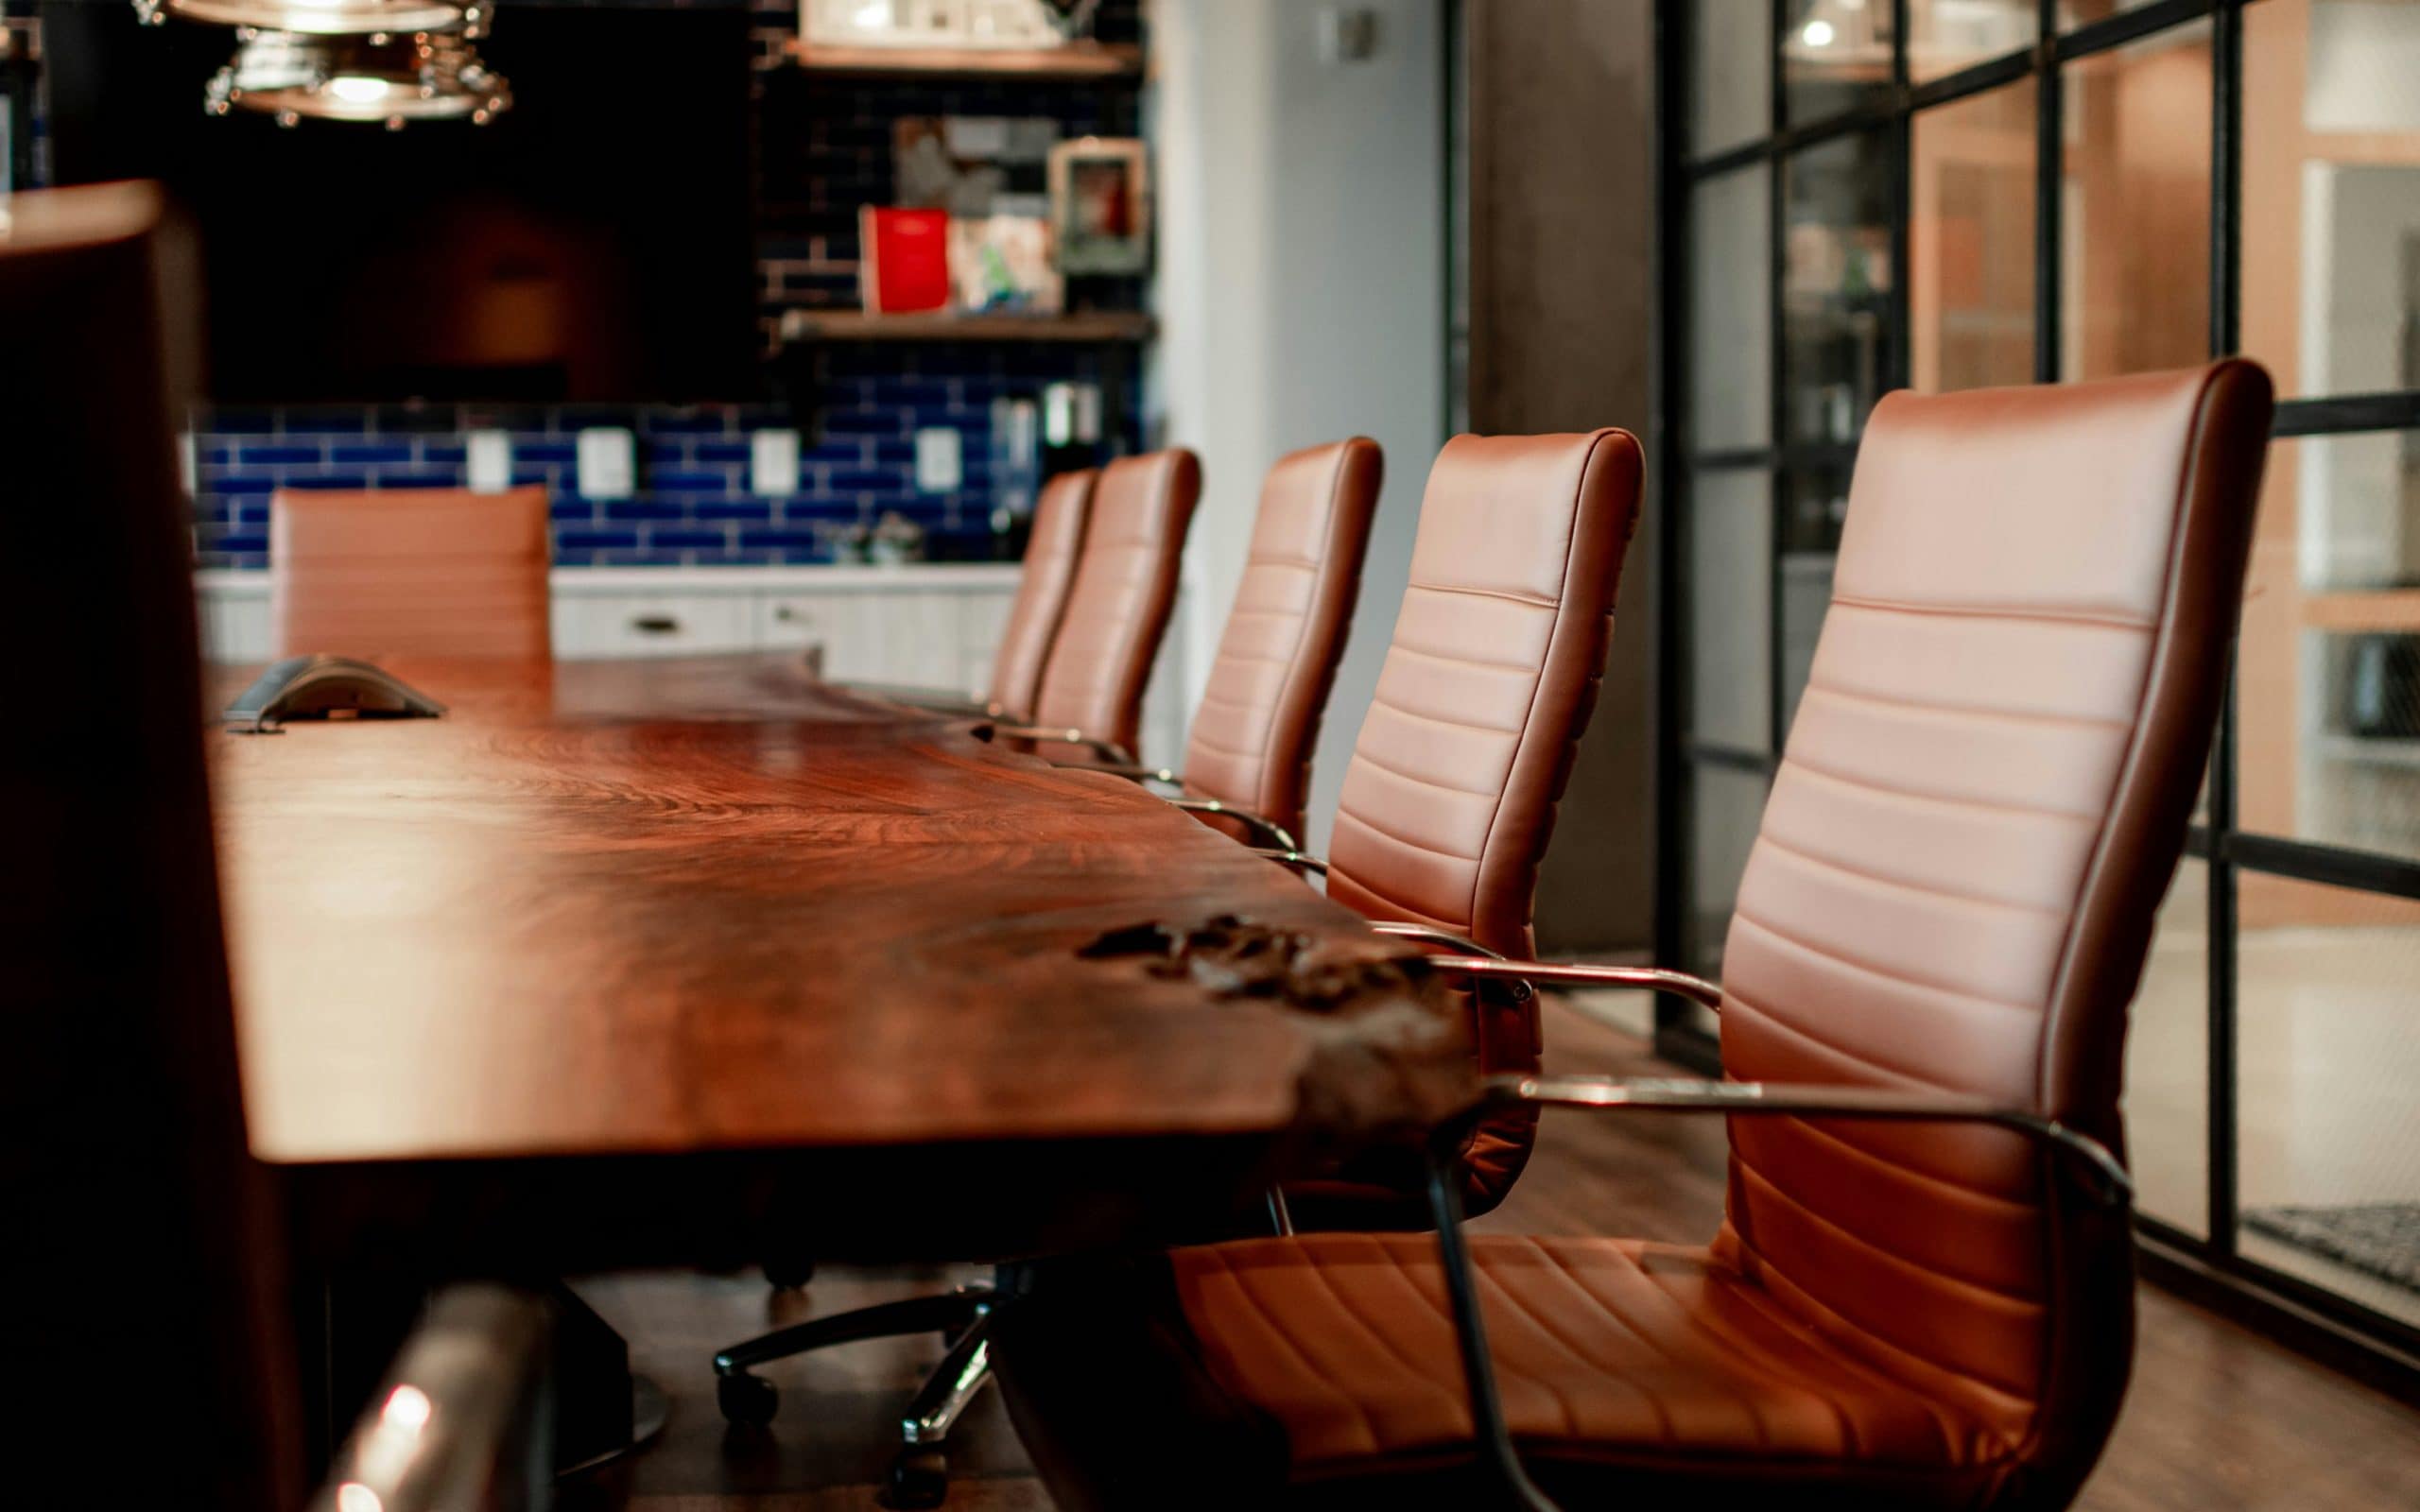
[{"xmin": 205, "ymin": 653, "xmax": 1472, "ymax": 1467}]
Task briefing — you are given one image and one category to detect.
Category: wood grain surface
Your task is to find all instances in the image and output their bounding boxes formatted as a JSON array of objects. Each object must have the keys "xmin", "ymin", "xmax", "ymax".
[{"xmin": 208, "ymin": 656, "xmax": 1462, "ymax": 1177}]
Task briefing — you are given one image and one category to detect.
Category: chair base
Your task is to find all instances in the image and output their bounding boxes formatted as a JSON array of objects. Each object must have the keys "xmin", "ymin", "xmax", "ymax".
[{"xmin": 713, "ymin": 1283, "xmax": 997, "ymax": 1505}]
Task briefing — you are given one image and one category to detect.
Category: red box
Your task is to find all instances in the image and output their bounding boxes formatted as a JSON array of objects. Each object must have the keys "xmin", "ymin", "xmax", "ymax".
[{"xmin": 859, "ymin": 207, "xmax": 952, "ymax": 315}]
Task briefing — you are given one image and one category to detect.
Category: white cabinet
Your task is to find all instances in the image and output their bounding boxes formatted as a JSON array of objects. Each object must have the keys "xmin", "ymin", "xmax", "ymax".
[
  {"xmin": 752, "ymin": 584, "xmax": 999, "ymax": 696},
  {"xmin": 191, "ymin": 564, "xmax": 1188, "ymax": 765},
  {"xmin": 196, "ymin": 566, "xmax": 1026, "ymax": 697},
  {"xmin": 199, "ymin": 590, "xmax": 272, "ymax": 668},
  {"xmin": 552, "ymin": 593, "xmax": 754, "ymax": 660}
]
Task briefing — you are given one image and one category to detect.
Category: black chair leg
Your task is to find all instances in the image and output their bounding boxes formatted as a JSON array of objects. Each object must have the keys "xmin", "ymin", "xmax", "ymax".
[
  {"xmin": 886, "ymin": 1309, "xmax": 994, "ymax": 1509},
  {"xmin": 712, "ymin": 1288, "xmax": 993, "ymax": 1429}
]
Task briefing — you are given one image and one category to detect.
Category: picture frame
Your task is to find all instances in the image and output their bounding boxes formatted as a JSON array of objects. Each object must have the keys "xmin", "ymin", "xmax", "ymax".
[{"xmin": 1046, "ymin": 136, "xmax": 1150, "ymax": 277}]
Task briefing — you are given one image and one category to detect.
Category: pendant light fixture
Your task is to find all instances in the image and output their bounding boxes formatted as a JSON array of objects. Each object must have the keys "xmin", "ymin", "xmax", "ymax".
[
  {"xmin": 135, "ymin": 0, "xmax": 508, "ymax": 128},
  {"xmin": 135, "ymin": 1, "xmax": 486, "ymax": 37},
  {"xmin": 204, "ymin": 26, "xmax": 510, "ymax": 129}
]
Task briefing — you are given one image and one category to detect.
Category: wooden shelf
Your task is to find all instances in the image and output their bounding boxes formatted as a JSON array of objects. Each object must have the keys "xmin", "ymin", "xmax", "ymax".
[
  {"xmin": 778, "ymin": 309, "xmax": 1154, "ymax": 345},
  {"xmin": 786, "ymin": 41, "xmax": 1143, "ymax": 81}
]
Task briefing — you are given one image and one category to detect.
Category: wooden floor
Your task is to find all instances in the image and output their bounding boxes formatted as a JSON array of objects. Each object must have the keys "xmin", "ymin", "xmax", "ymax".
[{"xmin": 562, "ymin": 999, "xmax": 2420, "ymax": 1511}]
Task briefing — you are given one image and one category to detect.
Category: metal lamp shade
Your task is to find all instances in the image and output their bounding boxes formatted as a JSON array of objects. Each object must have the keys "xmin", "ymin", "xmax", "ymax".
[
  {"xmin": 138, "ymin": 0, "xmax": 487, "ymax": 38},
  {"xmin": 205, "ymin": 28, "xmax": 510, "ymax": 128}
]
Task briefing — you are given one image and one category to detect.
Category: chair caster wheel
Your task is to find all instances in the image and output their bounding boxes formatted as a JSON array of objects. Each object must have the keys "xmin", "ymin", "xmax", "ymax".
[
  {"xmin": 762, "ymin": 1256, "xmax": 816, "ymax": 1289},
  {"xmin": 717, "ymin": 1370, "xmax": 778, "ymax": 1427},
  {"xmin": 885, "ymin": 1447, "xmax": 949, "ymax": 1509}
]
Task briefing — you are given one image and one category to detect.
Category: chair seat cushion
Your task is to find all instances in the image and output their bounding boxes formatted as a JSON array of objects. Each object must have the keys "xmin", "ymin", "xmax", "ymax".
[{"xmin": 994, "ymin": 1233, "xmax": 2028, "ymax": 1512}]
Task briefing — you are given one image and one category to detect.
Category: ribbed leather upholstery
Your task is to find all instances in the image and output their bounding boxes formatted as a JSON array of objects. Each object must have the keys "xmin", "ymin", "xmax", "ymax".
[
  {"xmin": 1180, "ymin": 438, "xmax": 1382, "ymax": 844},
  {"xmin": 1322, "ymin": 432, "xmax": 1640, "ymax": 958},
  {"xmin": 1712, "ymin": 363, "xmax": 2272, "ymax": 1464},
  {"xmin": 1298, "ymin": 431, "xmax": 1642, "ymax": 1222},
  {"xmin": 986, "ymin": 469, "xmax": 1097, "ymax": 720},
  {"xmin": 1173, "ymin": 1234, "xmax": 1990, "ymax": 1477},
  {"xmin": 1031, "ymin": 449, "xmax": 1201, "ymax": 757},
  {"xmin": 994, "ymin": 364, "xmax": 2274, "ymax": 1512},
  {"xmin": 271, "ymin": 486, "xmax": 552, "ymax": 659}
]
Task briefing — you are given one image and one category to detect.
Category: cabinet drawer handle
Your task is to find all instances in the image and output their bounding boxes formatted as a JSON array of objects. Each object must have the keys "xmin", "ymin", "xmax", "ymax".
[
  {"xmin": 630, "ymin": 615, "xmax": 682, "ymax": 635},
  {"xmin": 774, "ymin": 605, "xmax": 812, "ymax": 625}
]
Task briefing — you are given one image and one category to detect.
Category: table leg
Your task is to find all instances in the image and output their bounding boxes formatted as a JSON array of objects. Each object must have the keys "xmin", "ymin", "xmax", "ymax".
[{"xmin": 546, "ymin": 1280, "xmax": 667, "ymax": 1476}]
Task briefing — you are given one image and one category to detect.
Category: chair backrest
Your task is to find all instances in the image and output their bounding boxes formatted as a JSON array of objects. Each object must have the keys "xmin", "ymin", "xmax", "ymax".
[
  {"xmin": 1325, "ymin": 431, "xmax": 1642, "ymax": 957},
  {"xmin": 0, "ymin": 183, "xmax": 302, "ymax": 1510},
  {"xmin": 1030, "ymin": 448, "xmax": 1201, "ymax": 757},
  {"xmin": 986, "ymin": 467, "xmax": 1097, "ymax": 719},
  {"xmin": 1713, "ymin": 362, "xmax": 2272, "ymax": 1497},
  {"xmin": 1322, "ymin": 432, "xmax": 1640, "ymax": 1213},
  {"xmin": 1180, "ymin": 438, "xmax": 1382, "ymax": 844},
  {"xmin": 271, "ymin": 485, "xmax": 552, "ymax": 659}
]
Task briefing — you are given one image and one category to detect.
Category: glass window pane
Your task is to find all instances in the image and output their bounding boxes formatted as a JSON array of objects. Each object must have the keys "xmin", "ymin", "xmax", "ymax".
[
  {"xmin": 1688, "ymin": 764, "xmax": 1769, "ymax": 985},
  {"xmin": 1689, "ymin": 469, "xmax": 1773, "ymax": 751},
  {"xmin": 2238, "ymin": 433, "xmax": 2420, "ymax": 864},
  {"xmin": 2059, "ymin": 22, "xmax": 2213, "ymax": 382},
  {"xmin": 1784, "ymin": 132, "xmax": 1894, "ymax": 445},
  {"xmin": 1779, "ymin": 462, "xmax": 1846, "ymax": 735},
  {"xmin": 1910, "ymin": 0, "xmax": 2037, "ymax": 81},
  {"xmin": 1691, "ymin": 165, "xmax": 1773, "ymax": 452},
  {"xmin": 1780, "ymin": 548, "xmax": 1834, "ymax": 737},
  {"xmin": 2236, "ymin": 873, "xmax": 2420, "ymax": 1331},
  {"xmin": 2243, "ymin": 0, "xmax": 2420, "ymax": 400},
  {"xmin": 2128, "ymin": 859, "xmax": 2210, "ymax": 1235},
  {"xmin": 1911, "ymin": 79, "xmax": 2037, "ymax": 392},
  {"xmin": 1785, "ymin": 0, "xmax": 1894, "ymax": 125},
  {"xmin": 1693, "ymin": 0, "xmax": 1772, "ymax": 158}
]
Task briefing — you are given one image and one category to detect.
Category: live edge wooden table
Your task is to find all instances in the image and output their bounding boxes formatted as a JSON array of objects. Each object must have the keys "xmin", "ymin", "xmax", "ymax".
[{"xmin": 205, "ymin": 654, "xmax": 1468, "ymax": 1471}]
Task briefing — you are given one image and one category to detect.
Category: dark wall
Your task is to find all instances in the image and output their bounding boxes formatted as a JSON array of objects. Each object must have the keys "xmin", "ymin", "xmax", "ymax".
[{"xmin": 1461, "ymin": 0, "xmax": 1658, "ymax": 954}]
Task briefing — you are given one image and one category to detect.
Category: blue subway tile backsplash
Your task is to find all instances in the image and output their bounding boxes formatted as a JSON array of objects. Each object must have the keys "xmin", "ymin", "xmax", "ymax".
[
  {"xmin": 185, "ymin": 350, "xmax": 1143, "ymax": 567},
  {"xmin": 329, "ymin": 444, "xmax": 417, "ymax": 467}
]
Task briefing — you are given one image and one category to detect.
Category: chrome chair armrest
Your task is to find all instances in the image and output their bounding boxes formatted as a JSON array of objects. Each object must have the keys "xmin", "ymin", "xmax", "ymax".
[
  {"xmin": 1365, "ymin": 921, "xmax": 1507, "ymax": 959},
  {"xmin": 310, "ymin": 1285, "xmax": 554, "ymax": 1512},
  {"xmin": 1162, "ymin": 797, "xmax": 1301, "ymax": 852},
  {"xmin": 1420, "ymin": 1076, "xmax": 2134, "ymax": 1512},
  {"xmin": 1495, "ymin": 1074, "xmax": 2129, "ymax": 1202},
  {"xmin": 1248, "ymin": 847, "xmax": 1328, "ymax": 877},
  {"xmin": 984, "ymin": 724, "xmax": 1135, "ymax": 765},
  {"xmin": 1397, "ymin": 949, "xmax": 1724, "ymax": 1015}
]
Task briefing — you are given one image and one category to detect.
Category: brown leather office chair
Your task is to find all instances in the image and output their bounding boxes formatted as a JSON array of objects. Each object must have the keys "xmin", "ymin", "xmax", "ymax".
[
  {"xmin": 2, "ymin": 181, "xmax": 553, "ymax": 1512},
  {"xmin": 1080, "ymin": 438, "xmax": 1383, "ymax": 852},
  {"xmin": 984, "ymin": 467, "xmax": 1098, "ymax": 719},
  {"xmin": 990, "ymin": 362, "xmax": 2275, "ymax": 1512},
  {"xmin": 1275, "ymin": 429, "xmax": 1645, "ymax": 1228},
  {"xmin": 995, "ymin": 447, "xmax": 1201, "ymax": 763},
  {"xmin": 850, "ymin": 467, "xmax": 1098, "ymax": 718},
  {"xmin": 271, "ymin": 484, "xmax": 553, "ymax": 659}
]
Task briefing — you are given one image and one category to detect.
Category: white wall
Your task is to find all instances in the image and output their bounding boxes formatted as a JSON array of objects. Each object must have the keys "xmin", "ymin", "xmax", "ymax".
[{"xmin": 1149, "ymin": 0, "xmax": 1447, "ymax": 850}]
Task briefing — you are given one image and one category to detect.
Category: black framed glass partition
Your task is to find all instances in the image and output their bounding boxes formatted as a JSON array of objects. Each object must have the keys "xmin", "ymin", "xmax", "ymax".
[{"xmin": 1658, "ymin": 0, "xmax": 2420, "ymax": 1394}]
